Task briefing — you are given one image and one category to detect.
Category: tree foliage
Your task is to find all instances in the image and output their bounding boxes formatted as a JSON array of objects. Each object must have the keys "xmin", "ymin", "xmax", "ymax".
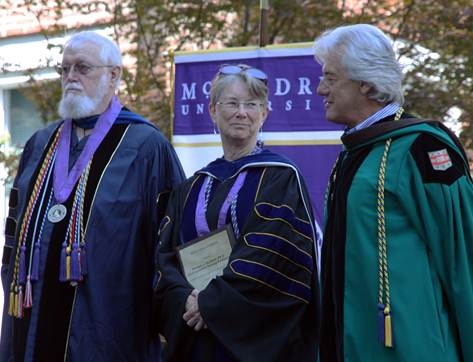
[{"xmin": 1, "ymin": 0, "xmax": 472, "ymax": 162}]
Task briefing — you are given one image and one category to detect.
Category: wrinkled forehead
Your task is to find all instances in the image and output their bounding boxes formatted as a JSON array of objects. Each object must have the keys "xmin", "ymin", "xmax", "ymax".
[{"xmin": 63, "ymin": 41, "xmax": 102, "ymax": 63}]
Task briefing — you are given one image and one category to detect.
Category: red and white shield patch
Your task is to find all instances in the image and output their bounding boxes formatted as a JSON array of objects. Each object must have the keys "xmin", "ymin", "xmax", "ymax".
[{"xmin": 428, "ymin": 149, "xmax": 452, "ymax": 171}]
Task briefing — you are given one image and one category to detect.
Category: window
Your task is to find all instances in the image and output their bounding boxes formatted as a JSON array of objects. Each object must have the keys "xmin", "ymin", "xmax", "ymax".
[{"xmin": 6, "ymin": 88, "xmax": 43, "ymax": 146}]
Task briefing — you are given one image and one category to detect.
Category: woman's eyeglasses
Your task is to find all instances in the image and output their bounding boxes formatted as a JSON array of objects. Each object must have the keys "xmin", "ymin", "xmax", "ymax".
[
  {"xmin": 218, "ymin": 65, "xmax": 268, "ymax": 85},
  {"xmin": 216, "ymin": 101, "xmax": 264, "ymax": 112},
  {"xmin": 55, "ymin": 63, "xmax": 115, "ymax": 77}
]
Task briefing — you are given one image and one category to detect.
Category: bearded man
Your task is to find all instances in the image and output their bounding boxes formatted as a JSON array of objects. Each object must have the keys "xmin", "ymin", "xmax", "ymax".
[{"xmin": 0, "ymin": 30, "xmax": 185, "ymax": 362}]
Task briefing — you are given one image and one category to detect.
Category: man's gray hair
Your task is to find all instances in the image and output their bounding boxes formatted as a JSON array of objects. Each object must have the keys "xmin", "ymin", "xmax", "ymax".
[
  {"xmin": 313, "ymin": 23, "xmax": 404, "ymax": 105},
  {"xmin": 64, "ymin": 30, "xmax": 122, "ymax": 89}
]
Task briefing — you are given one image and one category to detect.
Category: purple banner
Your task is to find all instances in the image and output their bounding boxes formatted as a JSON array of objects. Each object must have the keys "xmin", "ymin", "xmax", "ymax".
[{"xmin": 173, "ymin": 45, "xmax": 343, "ymax": 225}]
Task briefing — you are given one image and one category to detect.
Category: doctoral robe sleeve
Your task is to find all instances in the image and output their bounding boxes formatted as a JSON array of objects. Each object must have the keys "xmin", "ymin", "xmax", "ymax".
[
  {"xmin": 398, "ymin": 132, "xmax": 473, "ymax": 361},
  {"xmin": 0, "ymin": 124, "xmax": 60, "ymax": 359},
  {"xmin": 1, "ymin": 128, "xmax": 48, "ymax": 287},
  {"xmin": 154, "ymin": 135, "xmax": 186, "ymax": 193},
  {"xmin": 153, "ymin": 183, "xmax": 196, "ymax": 360},
  {"xmin": 151, "ymin": 135, "xmax": 186, "ymax": 227}
]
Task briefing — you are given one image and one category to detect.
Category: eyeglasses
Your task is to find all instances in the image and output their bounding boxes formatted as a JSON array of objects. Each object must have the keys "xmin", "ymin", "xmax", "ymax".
[
  {"xmin": 55, "ymin": 63, "xmax": 115, "ymax": 77},
  {"xmin": 218, "ymin": 65, "xmax": 268, "ymax": 85},
  {"xmin": 216, "ymin": 101, "xmax": 264, "ymax": 112}
]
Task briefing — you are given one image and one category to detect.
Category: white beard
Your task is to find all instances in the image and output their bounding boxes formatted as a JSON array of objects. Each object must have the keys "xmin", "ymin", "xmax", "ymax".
[{"xmin": 58, "ymin": 75, "xmax": 110, "ymax": 119}]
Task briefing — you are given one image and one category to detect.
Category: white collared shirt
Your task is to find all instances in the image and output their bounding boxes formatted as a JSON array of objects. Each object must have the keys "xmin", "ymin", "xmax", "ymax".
[{"xmin": 345, "ymin": 103, "xmax": 401, "ymax": 135}]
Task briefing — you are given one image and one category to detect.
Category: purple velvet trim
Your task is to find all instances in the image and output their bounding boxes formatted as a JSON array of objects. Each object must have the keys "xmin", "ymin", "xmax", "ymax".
[
  {"xmin": 245, "ymin": 233, "xmax": 313, "ymax": 271},
  {"xmin": 230, "ymin": 259, "xmax": 311, "ymax": 303},
  {"xmin": 255, "ymin": 203, "xmax": 312, "ymax": 240}
]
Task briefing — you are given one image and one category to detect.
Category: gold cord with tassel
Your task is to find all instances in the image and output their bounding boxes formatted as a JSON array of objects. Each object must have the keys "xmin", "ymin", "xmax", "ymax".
[{"xmin": 376, "ymin": 106, "xmax": 403, "ymax": 348}]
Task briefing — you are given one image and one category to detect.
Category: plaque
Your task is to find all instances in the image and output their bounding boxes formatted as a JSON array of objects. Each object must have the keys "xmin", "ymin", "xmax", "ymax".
[
  {"xmin": 47, "ymin": 204, "xmax": 67, "ymax": 223},
  {"xmin": 177, "ymin": 224, "xmax": 235, "ymax": 291}
]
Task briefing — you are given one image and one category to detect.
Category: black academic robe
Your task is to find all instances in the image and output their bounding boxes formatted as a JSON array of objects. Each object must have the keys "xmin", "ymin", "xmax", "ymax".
[
  {"xmin": 154, "ymin": 149, "xmax": 320, "ymax": 362},
  {"xmin": 1, "ymin": 109, "xmax": 185, "ymax": 362}
]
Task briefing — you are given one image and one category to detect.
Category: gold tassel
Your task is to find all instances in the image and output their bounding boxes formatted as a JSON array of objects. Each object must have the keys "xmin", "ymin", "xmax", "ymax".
[
  {"xmin": 13, "ymin": 290, "xmax": 19, "ymax": 318},
  {"xmin": 8, "ymin": 289, "xmax": 15, "ymax": 316},
  {"xmin": 384, "ymin": 307, "xmax": 393, "ymax": 347},
  {"xmin": 66, "ymin": 254, "xmax": 71, "ymax": 280}
]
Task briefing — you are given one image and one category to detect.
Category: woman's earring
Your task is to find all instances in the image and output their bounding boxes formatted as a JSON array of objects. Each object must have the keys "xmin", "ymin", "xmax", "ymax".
[
  {"xmin": 257, "ymin": 125, "xmax": 264, "ymax": 147},
  {"xmin": 213, "ymin": 124, "xmax": 218, "ymax": 135}
]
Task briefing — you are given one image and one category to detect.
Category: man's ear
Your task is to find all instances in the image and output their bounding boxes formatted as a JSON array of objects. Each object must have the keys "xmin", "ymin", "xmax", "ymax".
[
  {"xmin": 359, "ymin": 81, "xmax": 373, "ymax": 96},
  {"xmin": 110, "ymin": 66, "xmax": 121, "ymax": 84}
]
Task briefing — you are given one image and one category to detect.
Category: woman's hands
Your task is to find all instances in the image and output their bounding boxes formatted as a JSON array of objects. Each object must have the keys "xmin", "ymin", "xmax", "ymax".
[{"xmin": 183, "ymin": 289, "xmax": 208, "ymax": 331}]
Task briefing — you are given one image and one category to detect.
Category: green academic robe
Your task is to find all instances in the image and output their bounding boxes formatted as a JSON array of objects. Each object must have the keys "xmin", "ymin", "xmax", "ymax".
[{"xmin": 321, "ymin": 115, "xmax": 473, "ymax": 362}]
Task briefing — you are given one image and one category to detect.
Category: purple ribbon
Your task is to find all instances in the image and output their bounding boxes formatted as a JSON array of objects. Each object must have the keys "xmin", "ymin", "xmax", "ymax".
[
  {"xmin": 195, "ymin": 171, "xmax": 247, "ymax": 236},
  {"xmin": 53, "ymin": 96, "xmax": 122, "ymax": 203}
]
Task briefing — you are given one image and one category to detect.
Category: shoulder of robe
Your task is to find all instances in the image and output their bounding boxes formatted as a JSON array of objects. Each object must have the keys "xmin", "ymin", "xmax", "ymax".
[{"xmin": 409, "ymin": 132, "xmax": 469, "ymax": 185}]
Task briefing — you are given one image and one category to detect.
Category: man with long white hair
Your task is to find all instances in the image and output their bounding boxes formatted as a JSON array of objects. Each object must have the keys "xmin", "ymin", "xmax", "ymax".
[
  {"xmin": 314, "ymin": 23, "xmax": 473, "ymax": 362},
  {"xmin": 0, "ymin": 30, "xmax": 185, "ymax": 361}
]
